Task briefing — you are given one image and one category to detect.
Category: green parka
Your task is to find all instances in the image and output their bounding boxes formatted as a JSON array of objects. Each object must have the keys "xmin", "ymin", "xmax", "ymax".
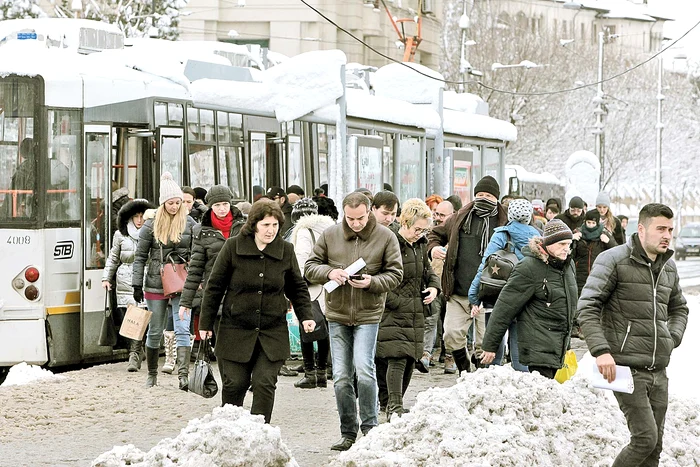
[{"xmin": 482, "ymin": 237, "xmax": 578, "ymax": 369}]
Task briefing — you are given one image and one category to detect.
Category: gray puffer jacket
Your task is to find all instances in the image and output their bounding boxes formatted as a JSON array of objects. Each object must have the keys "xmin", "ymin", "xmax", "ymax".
[
  {"xmin": 578, "ymin": 234, "xmax": 689, "ymax": 370},
  {"xmin": 132, "ymin": 215, "xmax": 196, "ymax": 294}
]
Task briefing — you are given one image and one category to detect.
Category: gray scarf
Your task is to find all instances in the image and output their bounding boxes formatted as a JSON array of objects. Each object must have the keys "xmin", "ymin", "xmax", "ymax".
[{"xmin": 463, "ymin": 198, "xmax": 498, "ymax": 255}]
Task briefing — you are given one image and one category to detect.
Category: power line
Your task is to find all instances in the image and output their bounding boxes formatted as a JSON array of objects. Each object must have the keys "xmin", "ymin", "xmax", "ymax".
[{"xmin": 299, "ymin": 0, "xmax": 700, "ymax": 96}]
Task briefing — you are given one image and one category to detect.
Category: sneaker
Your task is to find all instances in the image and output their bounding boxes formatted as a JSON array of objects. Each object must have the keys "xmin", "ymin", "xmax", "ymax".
[
  {"xmin": 278, "ymin": 365, "xmax": 298, "ymax": 377},
  {"xmin": 444, "ymin": 354, "xmax": 457, "ymax": 374},
  {"xmin": 416, "ymin": 352, "xmax": 431, "ymax": 373}
]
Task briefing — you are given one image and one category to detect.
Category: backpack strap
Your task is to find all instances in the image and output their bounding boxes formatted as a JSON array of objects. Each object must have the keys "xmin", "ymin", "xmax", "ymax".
[
  {"xmin": 503, "ymin": 231, "xmax": 516, "ymax": 253},
  {"xmin": 306, "ymin": 228, "xmax": 316, "ymax": 245}
]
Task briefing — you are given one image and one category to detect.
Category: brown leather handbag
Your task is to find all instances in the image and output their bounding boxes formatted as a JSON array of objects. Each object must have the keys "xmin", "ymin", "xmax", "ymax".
[{"xmin": 159, "ymin": 244, "xmax": 188, "ymax": 297}]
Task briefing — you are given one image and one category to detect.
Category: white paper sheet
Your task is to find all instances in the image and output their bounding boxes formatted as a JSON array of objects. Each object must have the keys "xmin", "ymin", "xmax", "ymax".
[
  {"xmin": 590, "ymin": 361, "xmax": 635, "ymax": 394},
  {"xmin": 323, "ymin": 258, "xmax": 367, "ymax": 293}
]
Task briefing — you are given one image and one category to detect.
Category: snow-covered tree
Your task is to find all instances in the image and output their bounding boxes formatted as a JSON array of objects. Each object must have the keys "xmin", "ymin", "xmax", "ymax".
[
  {"xmin": 0, "ymin": 0, "xmax": 46, "ymax": 20},
  {"xmin": 55, "ymin": 0, "xmax": 186, "ymax": 40}
]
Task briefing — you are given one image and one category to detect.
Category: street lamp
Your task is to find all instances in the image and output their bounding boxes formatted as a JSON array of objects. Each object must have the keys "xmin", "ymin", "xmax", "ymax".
[{"xmin": 491, "ymin": 60, "xmax": 544, "ymax": 71}]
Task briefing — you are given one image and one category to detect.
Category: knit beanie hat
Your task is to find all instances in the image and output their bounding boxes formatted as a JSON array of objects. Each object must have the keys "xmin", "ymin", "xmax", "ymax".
[
  {"xmin": 292, "ymin": 197, "xmax": 318, "ymax": 223},
  {"xmin": 543, "ymin": 219, "xmax": 573, "ymax": 246},
  {"xmin": 568, "ymin": 196, "xmax": 585, "ymax": 209},
  {"xmin": 193, "ymin": 187, "xmax": 208, "ymax": 201},
  {"xmin": 159, "ymin": 172, "xmax": 183, "ymax": 205},
  {"xmin": 508, "ymin": 199, "xmax": 533, "ymax": 224},
  {"xmin": 205, "ymin": 184, "xmax": 233, "ymax": 207},
  {"xmin": 473, "ymin": 175, "xmax": 500, "ymax": 199},
  {"xmin": 595, "ymin": 191, "xmax": 611, "ymax": 207},
  {"xmin": 584, "ymin": 209, "xmax": 601, "ymax": 223}
]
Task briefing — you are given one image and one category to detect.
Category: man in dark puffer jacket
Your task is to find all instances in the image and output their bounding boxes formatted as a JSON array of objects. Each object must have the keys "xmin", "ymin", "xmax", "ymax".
[{"xmin": 578, "ymin": 203, "xmax": 689, "ymax": 467}]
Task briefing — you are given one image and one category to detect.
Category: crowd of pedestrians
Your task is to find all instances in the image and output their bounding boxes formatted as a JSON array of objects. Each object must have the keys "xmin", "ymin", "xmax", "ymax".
[{"xmin": 104, "ymin": 174, "xmax": 688, "ymax": 465}]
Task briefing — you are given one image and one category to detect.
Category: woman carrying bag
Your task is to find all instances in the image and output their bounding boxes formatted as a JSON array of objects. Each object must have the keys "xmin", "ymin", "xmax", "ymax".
[
  {"xmin": 132, "ymin": 172, "xmax": 196, "ymax": 389},
  {"xmin": 199, "ymin": 199, "xmax": 315, "ymax": 423},
  {"xmin": 102, "ymin": 198, "xmax": 155, "ymax": 372}
]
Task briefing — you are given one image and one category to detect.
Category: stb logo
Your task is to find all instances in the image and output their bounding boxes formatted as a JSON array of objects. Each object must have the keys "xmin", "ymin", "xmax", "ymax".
[{"xmin": 54, "ymin": 241, "xmax": 74, "ymax": 260}]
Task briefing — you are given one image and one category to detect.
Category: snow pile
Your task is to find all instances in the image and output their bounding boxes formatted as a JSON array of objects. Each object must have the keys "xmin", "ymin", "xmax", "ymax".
[
  {"xmin": 91, "ymin": 405, "xmax": 298, "ymax": 467},
  {"xmin": 331, "ymin": 366, "xmax": 700, "ymax": 466},
  {"xmin": 1, "ymin": 362, "xmax": 63, "ymax": 387},
  {"xmin": 443, "ymin": 90, "xmax": 487, "ymax": 115},
  {"xmin": 373, "ymin": 62, "xmax": 444, "ymax": 104}
]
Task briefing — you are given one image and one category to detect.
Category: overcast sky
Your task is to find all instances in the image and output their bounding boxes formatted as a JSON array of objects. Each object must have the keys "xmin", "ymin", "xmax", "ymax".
[{"xmin": 648, "ymin": 0, "xmax": 700, "ymax": 60}]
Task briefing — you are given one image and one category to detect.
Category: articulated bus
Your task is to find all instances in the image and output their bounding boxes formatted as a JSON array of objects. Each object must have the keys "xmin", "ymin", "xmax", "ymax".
[{"xmin": 0, "ymin": 19, "xmax": 516, "ymax": 382}]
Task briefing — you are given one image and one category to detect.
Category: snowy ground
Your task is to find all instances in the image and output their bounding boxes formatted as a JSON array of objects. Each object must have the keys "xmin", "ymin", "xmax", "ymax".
[{"xmin": 1, "ymin": 295, "xmax": 697, "ymax": 466}]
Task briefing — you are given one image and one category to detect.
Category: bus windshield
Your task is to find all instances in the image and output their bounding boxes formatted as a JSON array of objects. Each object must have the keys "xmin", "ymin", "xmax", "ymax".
[{"xmin": 0, "ymin": 78, "xmax": 38, "ymax": 223}]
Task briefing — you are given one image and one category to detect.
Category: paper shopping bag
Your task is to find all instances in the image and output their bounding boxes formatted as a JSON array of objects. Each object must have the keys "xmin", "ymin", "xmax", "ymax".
[{"xmin": 119, "ymin": 304, "xmax": 153, "ymax": 341}]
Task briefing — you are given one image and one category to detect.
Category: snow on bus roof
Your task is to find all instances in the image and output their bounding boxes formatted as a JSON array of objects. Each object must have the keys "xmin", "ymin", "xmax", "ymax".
[
  {"xmin": 505, "ymin": 165, "xmax": 564, "ymax": 185},
  {"xmin": 373, "ymin": 62, "xmax": 444, "ymax": 105},
  {"xmin": 191, "ymin": 79, "xmax": 275, "ymax": 115},
  {"xmin": 441, "ymin": 109, "xmax": 517, "ymax": 142}
]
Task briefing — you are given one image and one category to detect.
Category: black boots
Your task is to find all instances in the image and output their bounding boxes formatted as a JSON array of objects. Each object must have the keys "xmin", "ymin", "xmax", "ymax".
[
  {"xmin": 126, "ymin": 339, "xmax": 142, "ymax": 372},
  {"xmin": 145, "ymin": 346, "xmax": 159, "ymax": 388},
  {"xmin": 177, "ymin": 346, "xmax": 190, "ymax": 391},
  {"xmin": 316, "ymin": 368, "xmax": 327, "ymax": 388},
  {"xmin": 452, "ymin": 348, "xmax": 470, "ymax": 374},
  {"xmin": 330, "ymin": 437, "xmax": 355, "ymax": 451},
  {"xmin": 294, "ymin": 369, "xmax": 317, "ymax": 389}
]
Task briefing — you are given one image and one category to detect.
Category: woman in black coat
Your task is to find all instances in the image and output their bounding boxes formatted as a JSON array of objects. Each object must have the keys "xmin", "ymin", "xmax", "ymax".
[
  {"xmin": 376, "ymin": 199, "xmax": 440, "ymax": 420},
  {"xmin": 199, "ymin": 199, "xmax": 315, "ymax": 423}
]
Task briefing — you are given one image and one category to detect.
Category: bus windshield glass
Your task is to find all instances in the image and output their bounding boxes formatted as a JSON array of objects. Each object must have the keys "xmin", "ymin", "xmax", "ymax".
[{"xmin": 0, "ymin": 78, "xmax": 37, "ymax": 223}]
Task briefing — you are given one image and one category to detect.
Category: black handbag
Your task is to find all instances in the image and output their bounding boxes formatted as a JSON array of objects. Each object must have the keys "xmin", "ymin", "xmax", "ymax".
[
  {"xmin": 189, "ymin": 337, "xmax": 219, "ymax": 398},
  {"xmin": 300, "ymin": 299, "xmax": 329, "ymax": 343},
  {"xmin": 98, "ymin": 293, "xmax": 118, "ymax": 347}
]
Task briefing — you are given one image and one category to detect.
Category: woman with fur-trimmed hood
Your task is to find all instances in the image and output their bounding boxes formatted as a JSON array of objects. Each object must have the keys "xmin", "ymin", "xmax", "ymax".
[
  {"xmin": 481, "ymin": 219, "xmax": 578, "ymax": 379},
  {"xmin": 288, "ymin": 197, "xmax": 336, "ymax": 389},
  {"xmin": 102, "ymin": 197, "xmax": 155, "ymax": 372}
]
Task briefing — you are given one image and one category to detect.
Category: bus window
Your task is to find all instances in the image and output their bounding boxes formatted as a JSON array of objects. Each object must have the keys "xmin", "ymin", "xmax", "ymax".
[
  {"xmin": 85, "ymin": 132, "xmax": 110, "ymax": 269},
  {"xmin": 188, "ymin": 144, "xmax": 215, "ymax": 189},
  {"xmin": 399, "ymin": 136, "xmax": 421, "ymax": 202},
  {"xmin": 168, "ymin": 103, "xmax": 184, "ymax": 126},
  {"xmin": 0, "ymin": 79, "xmax": 37, "ymax": 221},
  {"xmin": 484, "ymin": 147, "xmax": 501, "ymax": 182},
  {"xmin": 250, "ymin": 132, "xmax": 266, "ymax": 191},
  {"xmin": 47, "ymin": 110, "xmax": 81, "ymax": 223},
  {"xmin": 219, "ymin": 146, "xmax": 244, "ymax": 199}
]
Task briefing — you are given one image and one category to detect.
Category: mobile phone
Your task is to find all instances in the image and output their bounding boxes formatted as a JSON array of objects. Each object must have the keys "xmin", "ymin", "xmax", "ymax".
[
  {"xmin": 349, "ymin": 274, "xmax": 364, "ymax": 281},
  {"xmin": 420, "ymin": 290, "xmax": 430, "ymax": 299}
]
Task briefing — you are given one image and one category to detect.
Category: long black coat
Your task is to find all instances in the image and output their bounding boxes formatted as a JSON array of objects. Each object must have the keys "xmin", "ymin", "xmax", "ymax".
[
  {"xmin": 376, "ymin": 228, "xmax": 440, "ymax": 360},
  {"xmin": 483, "ymin": 237, "xmax": 578, "ymax": 370},
  {"xmin": 132, "ymin": 216, "xmax": 196, "ymax": 294},
  {"xmin": 571, "ymin": 232, "xmax": 617, "ymax": 295},
  {"xmin": 180, "ymin": 209, "xmax": 245, "ymax": 309},
  {"xmin": 199, "ymin": 234, "xmax": 313, "ymax": 363}
]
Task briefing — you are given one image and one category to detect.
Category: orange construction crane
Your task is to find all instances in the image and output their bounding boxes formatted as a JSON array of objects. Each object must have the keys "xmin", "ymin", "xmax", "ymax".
[{"xmin": 378, "ymin": 0, "xmax": 423, "ymax": 62}]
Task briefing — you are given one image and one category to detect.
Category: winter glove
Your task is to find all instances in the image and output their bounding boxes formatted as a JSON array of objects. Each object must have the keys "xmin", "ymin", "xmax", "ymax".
[{"xmin": 133, "ymin": 286, "xmax": 144, "ymax": 304}]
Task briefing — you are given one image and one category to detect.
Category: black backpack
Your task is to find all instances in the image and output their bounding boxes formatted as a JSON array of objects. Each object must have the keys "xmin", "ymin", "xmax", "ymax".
[{"xmin": 478, "ymin": 232, "xmax": 519, "ymax": 303}]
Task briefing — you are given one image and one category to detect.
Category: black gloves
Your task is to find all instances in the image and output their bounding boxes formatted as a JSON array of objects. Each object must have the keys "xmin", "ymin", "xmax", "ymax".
[{"xmin": 133, "ymin": 286, "xmax": 144, "ymax": 304}]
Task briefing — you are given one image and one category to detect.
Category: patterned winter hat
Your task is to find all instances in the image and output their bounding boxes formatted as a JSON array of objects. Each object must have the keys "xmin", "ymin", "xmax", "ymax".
[
  {"xmin": 543, "ymin": 219, "xmax": 573, "ymax": 246},
  {"xmin": 158, "ymin": 172, "xmax": 183, "ymax": 205},
  {"xmin": 292, "ymin": 197, "xmax": 318, "ymax": 223},
  {"xmin": 508, "ymin": 199, "xmax": 533, "ymax": 224}
]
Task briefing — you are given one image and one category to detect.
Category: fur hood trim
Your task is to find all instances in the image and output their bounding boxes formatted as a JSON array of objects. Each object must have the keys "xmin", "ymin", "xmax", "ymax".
[
  {"xmin": 117, "ymin": 199, "xmax": 156, "ymax": 236},
  {"xmin": 143, "ymin": 208, "xmax": 158, "ymax": 221},
  {"xmin": 526, "ymin": 236, "xmax": 550, "ymax": 263},
  {"xmin": 290, "ymin": 214, "xmax": 336, "ymax": 244}
]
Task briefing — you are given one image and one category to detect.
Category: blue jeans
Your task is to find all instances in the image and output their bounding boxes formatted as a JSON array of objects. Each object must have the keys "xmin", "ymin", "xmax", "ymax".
[
  {"xmin": 145, "ymin": 295, "xmax": 190, "ymax": 348},
  {"xmin": 485, "ymin": 313, "xmax": 528, "ymax": 372},
  {"xmin": 328, "ymin": 321, "xmax": 379, "ymax": 440}
]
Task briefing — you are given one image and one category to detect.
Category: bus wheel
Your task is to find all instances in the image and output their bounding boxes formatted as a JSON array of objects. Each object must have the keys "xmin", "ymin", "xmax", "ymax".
[{"xmin": 0, "ymin": 367, "xmax": 9, "ymax": 386}]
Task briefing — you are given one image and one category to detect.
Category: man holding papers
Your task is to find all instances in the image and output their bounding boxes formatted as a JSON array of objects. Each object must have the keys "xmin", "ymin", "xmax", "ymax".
[
  {"xmin": 305, "ymin": 191, "xmax": 402, "ymax": 452},
  {"xmin": 578, "ymin": 203, "xmax": 689, "ymax": 467}
]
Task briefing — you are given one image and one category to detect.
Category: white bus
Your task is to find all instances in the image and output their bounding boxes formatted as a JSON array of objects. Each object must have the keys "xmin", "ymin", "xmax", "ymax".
[{"xmin": 0, "ymin": 19, "xmax": 516, "ymax": 381}]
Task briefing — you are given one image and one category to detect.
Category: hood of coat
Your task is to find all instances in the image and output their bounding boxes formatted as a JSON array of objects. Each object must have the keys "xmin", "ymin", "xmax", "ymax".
[
  {"xmin": 117, "ymin": 199, "xmax": 155, "ymax": 236},
  {"xmin": 289, "ymin": 214, "xmax": 336, "ymax": 244},
  {"xmin": 495, "ymin": 221, "xmax": 541, "ymax": 251},
  {"xmin": 143, "ymin": 208, "xmax": 157, "ymax": 221},
  {"xmin": 523, "ymin": 236, "xmax": 551, "ymax": 263}
]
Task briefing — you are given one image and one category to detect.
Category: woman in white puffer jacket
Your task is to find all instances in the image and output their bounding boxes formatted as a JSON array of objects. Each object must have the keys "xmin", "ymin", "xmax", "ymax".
[{"xmin": 102, "ymin": 198, "xmax": 154, "ymax": 372}]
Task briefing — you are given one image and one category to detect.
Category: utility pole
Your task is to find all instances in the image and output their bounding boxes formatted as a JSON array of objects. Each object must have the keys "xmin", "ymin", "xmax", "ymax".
[
  {"xmin": 593, "ymin": 30, "xmax": 605, "ymax": 189},
  {"xmin": 458, "ymin": 0, "xmax": 469, "ymax": 93},
  {"xmin": 655, "ymin": 57, "xmax": 664, "ymax": 203}
]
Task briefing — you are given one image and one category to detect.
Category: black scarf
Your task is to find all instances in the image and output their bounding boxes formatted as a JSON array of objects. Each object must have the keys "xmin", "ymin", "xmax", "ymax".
[
  {"xmin": 463, "ymin": 198, "xmax": 499, "ymax": 255},
  {"xmin": 548, "ymin": 254, "xmax": 571, "ymax": 270},
  {"xmin": 581, "ymin": 223, "xmax": 604, "ymax": 241}
]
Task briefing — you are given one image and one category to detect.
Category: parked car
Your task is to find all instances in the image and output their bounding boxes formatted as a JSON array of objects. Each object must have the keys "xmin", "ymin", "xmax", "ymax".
[{"xmin": 674, "ymin": 222, "xmax": 700, "ymax": 261}]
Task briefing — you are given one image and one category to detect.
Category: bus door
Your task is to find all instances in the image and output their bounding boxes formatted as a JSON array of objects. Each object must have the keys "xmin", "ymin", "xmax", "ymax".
[
  {"xmin": 113, "ymin": 127, "xmax": 153, "ymax": 201},
  {"xmin": 81, "ymin": 125, "xmax": 112, "ymax": 358},
  {"xmin": 157, "ymin": 127, "xmax": 184, "ymax": 185}
]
